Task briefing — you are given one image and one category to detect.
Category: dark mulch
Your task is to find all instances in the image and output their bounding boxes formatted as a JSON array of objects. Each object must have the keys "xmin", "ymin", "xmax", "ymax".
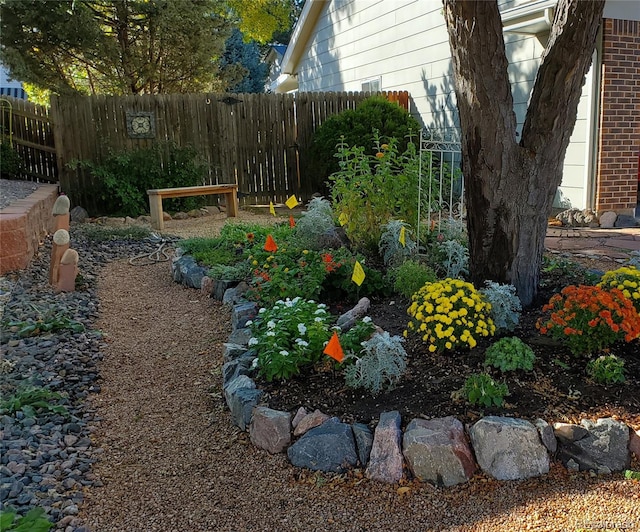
[{"xmin": 259, "ymin": 264, "xmax": 640, "ymax": 431}]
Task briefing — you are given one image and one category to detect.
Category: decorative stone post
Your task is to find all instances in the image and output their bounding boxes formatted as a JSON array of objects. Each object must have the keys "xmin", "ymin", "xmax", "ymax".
[
  {"xmin": 49, "ymin": 229, "xmax": 70, "ymax": 285},
  {"xmin": 52, "ymin": 194, "xmax": 71, "ymax": 232},
  {"xmin": 56, "ymin": 248, "xmax": 79, "ymax": 292}
]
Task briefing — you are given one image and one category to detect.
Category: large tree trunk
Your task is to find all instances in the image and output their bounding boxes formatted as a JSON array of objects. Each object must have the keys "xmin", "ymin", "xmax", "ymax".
[{"xmin": 443, "ymin": 0, "xmax": 605, "ymax": 306}]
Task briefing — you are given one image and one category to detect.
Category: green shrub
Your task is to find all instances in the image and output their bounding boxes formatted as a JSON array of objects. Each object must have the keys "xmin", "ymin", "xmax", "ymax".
[
  {"xmin": 180, "ymin": 236, "xmax": 239, "ymax": 267},
  {"xmin": 344, "ymin": 332, "xmax": 408, "ymax": 395},
  {"xmin": 329, "ymin": 134, "xmax": 428, "ymax": 252},
  {"xmin": 309, "ymin": 96, "xmax": 421, "ymax": 184},
  {"xmin": 390, "ymin": 259, "xmax": 436, "ymax": 299},
  {"xmin": 586, "ymin": 355, "xmax": 625, "ymax": 384},
  {"xmin": 73, "ymin": 142, "xmax": 207, "ymax": 216},
  {"xmin": 484, "ymin": 337, "xmax": 535, "ymax": 372},
  {"xmin": 462, "ymin": 373, "xmax": 509, "ymax": 407},
  {"xmin": 480, "ymin": 281, "xmax": 522, "ymax": 333},
  {"xmin": 0, "ymin": 142, "xmax": 23, "ymax": 178}
]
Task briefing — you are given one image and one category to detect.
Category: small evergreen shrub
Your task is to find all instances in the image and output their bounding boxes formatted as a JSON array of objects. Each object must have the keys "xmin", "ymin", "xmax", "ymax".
[
  {"xmin": 462, "ymin": 373, "xmax": 509, "ymax": 407},
  {"xmin": 310, "ymin": 96, "xmax": 421, "ymax": 183},
  {"xmin": 379, "ymin": 219, "xmax": 417, "ymax": 266},
  {"xmin": 390, "ymin": 259, "xmax": 437, "ymax": 300},
  {"xmin": 0, "ymin": 142, "xmax": 23, "ymax": 178},
  {"xmin": 586, "ymin": 355, "xmax": 625, "ymax": 384},
  {"xmin": 484, "ymin": 337, "xmax": 535, "ymax": 372},
  {"xmin": 480, "ymin": 281, "xmax": 522, "ymax": 332},
  {"xmin": 0, "ymin": 507, "xmax": 53, "ymax": 531},
  {"xmin": 344, "ymin": 332, "xmax": 407, "ymax": 395}
]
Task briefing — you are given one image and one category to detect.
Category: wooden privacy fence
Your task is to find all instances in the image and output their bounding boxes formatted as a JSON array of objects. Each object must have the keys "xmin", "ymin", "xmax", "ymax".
[
  {"xmin": 0, "ymin": 96, "xmax": 58, "ymax": 182},
  {"xmin": 51, "ymin": 91, "xmax": 409, "ymax": 213}
]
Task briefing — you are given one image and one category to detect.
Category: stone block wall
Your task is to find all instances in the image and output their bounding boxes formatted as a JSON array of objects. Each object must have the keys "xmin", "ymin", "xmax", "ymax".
[
  {"xmin": 0, "ymin": 184, "xmax": 59, "ymax": 274},
  {"xmin": 596, "ymin": 18, "xmax": 640, "ymax": 214}
]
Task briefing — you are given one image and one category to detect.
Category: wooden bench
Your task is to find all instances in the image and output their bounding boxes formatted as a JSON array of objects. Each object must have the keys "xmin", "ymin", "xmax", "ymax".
[{"xmin": 147, "ymin": 184, "xmax": 239, "ymax": 231}]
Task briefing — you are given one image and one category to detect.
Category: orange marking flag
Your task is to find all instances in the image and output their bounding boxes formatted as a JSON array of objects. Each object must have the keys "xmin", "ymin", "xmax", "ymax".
[
  {"xmin": 289, "ymin": 215, "xmax": 296, "ymax": 228},
  {"xmin": 264, "ymin": 234, "xmax": 278, "ymax": 252},
  {"xmin": 324, "ymin": 331, "xmax": 345, "ymax": 363}
]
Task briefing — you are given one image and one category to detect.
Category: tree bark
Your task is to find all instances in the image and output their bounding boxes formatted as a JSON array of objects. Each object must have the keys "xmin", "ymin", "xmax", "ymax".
[{"xmin": 443, "ymin": 0, "xmax": 605, "ymax": 306}]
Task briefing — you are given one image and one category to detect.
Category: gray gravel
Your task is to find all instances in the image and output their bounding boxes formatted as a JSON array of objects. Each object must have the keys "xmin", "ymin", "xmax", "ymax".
[
  {"xmin": 0, "ymin": 226, "xmax": 161, "ymax": 531},
  {"xmin": 0, "ymin": 178, "xmax": 42, "ymax": 210}
]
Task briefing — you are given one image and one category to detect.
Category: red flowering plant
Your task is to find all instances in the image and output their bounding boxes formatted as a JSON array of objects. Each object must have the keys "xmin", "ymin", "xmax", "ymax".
[{"xmin": 536, "ymin": 285, "xmax": 640, "ymax": 356}]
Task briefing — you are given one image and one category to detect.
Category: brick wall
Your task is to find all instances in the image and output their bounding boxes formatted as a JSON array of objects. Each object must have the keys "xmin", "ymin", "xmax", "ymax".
[
  {"xmin": 595, "ymin": 18, "xmax": 640, "ymax": 214},
  {"xmin": 0, "ymin": 185, "xmax": 59, "ymax": 274}
]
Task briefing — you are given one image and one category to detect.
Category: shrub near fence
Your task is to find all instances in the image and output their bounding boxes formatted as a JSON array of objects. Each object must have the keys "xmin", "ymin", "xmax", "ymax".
[
  {"xmin": 50, "ymin": 91, "xmax": 409, "ymax": 214},
  {"xmin": 0, "ymin": 96, "xmax": 57, "ymax": 183}
]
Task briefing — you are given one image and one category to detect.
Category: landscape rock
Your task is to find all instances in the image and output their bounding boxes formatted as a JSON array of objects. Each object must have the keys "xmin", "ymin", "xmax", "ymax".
[
  {"xmin": 469, "ymin": 416, "xmax": 549, "ymax": 480},
  {"xmin": 598, "ymin": 211, "xmax": 617, "ymax": 228},
  {"xmin": 403, "ymin": 416, "xmax": 476, "ymax": 487},
  {"xmin": 171, "ymin": 255, "xmax": 208, "ymax": 289},
  {"xmin": 222, "ymin": 343, "xmax": 248, "ymax": 363},
  {"xmin": 614, "ymin": 214, "xmax": 638, "ymax": 228},
  {"xmin": 69, "ymin": 206, "xmax": 89, "ymax": 223},
  {"xmin": 222, "ymin": 282, "xmax": 249, "ymax": 307},
  {"xmin": 224, "ymin": 375, "xmax": 262, "ymax": 431},
  {"xmin": 535, "ymin": 419, "xmax": 557, "ymax": 453},
  {"xmin": 249, "ymin": 407, "xmax": 291, "ymax": 454},
  {"xmin": 227, "ymin": 327, "xmax": 252, "ymax": 346},
  {"xmin": 553, "ymin": 422, "xmax": 589, "ymax": 443},
  {"xmin": 629, "ymin": 428, "xmax": 640, "ymax": 460},
  {"xmin": 200, "ymin": 276, "xmax": 214, "ymax": 296},
  {"xmin": 291, "ymin": 407, "xmax": 307, "ymax": 429},
  {"xmin": 173, "ymin": 212, "xmax": 189, "ymax": 220},
  {"xmin": 213, "ymin": 279, "xmax": 240, "ymax": 301},
  {"xmin": 293, "ymin": 409, "xmax": 330, "ymax": 437},
  {"xmin": 352, "ymin": 423, "xmax": 374, "ymax": 467},
  {"xmin": 366, "ymin": 411, "xmax": 404, "ymax": 483},
  {"xmin": 287, "ymin": 419, "xmax": 357, "ymax": 473},
  {"xmin": 231, "ymin": 301, "xmax": 258, "ymax": 330},
  {"xmin": 556, "ymin": 418, "xmax": 630, "ymax": 473},
  {"xmin": 221, "ymin": 350, "xmax": 256, "ymax": 387},
  {"xmin": 336, "ymin": 297, "xmax": 370, "ymax": 331}
]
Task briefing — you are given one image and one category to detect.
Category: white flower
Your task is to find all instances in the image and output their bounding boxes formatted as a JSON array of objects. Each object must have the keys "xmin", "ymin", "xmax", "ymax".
[
  {"xmin": 314, "ymin": 309, "xmax": 326, "ymax": 315},
  {"xmin": 279, "ymin": 350, "xmax": 289, "ymax": 357},
  {"xmin": 314, "ymin": 317, "xmax": 323, "ymax": 323},
  {"xmin": 267, "ymin": 320, "xmax": 276, "ymax": 329},
  {"xmin": 292, "ymin": 296, "xmax": 301, "ymax": 304},
  {"xmin": 308, "ymin": 300, "xmax": 315, "ymax": 304},
  {"xmin": 259, "ymin": 308, "xmax": 267, "ymax": 314},
  {"xmin": 297, "ymin": 323, "xmax": 307, "ymax": 335},
  {"xmin": 295, "ymin": 339, "xmax": 309, "ymax": 347},
  {"xmin": 248, "ymin": 337, "xmax": 259, "ymax": 346},
  {"xmin": 317, "ymin": 303, "xmax": 327, "ymax": 309},
  {"xmin": 245, "ymin": 320, "xmax": 253, "ymax": 326},
  {"xmin": 251, "ymin": 358, "xmax": 259, "ymax": 369},
  {"xmin": 266, "ymin": 331, "xmax": 276, "ymax": 337},
  {"xmin": 362, "ymin": 316, "xmax": 372, "ymax": 323}
]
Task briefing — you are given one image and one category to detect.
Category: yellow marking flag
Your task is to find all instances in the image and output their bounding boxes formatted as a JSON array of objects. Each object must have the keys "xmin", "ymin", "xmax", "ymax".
[
  {"xmin": 399, "ymin": 226, "xmax": 406, "ymax": 247},
  {"xmin": 269, "ymin": 201, "xmax": 276, "ymax": 216},
  {"xmin": 285, "ymin": 195, "xmax": 299, "ymax": 209},
  {"xmin": 338, "ymin": 212, "xmax": 348, "ymax": 226},
  {"xmin": 352, "ymin": 260, "xmax": 366, "ymax": 286}
]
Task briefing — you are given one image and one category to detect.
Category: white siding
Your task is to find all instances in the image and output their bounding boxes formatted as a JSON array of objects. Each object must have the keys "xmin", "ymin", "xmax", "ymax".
[{"xmin": 296, "ymin": 0, "xmax": 595, "ymax": 208}]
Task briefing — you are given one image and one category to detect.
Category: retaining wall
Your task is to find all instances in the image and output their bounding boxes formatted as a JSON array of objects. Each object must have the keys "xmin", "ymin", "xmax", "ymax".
[{"xmin": 0, "ymin": 184, "xmax": 59, "ymax": 274}]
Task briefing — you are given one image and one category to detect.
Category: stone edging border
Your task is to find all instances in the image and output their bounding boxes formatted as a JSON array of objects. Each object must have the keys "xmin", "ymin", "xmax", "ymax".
[{"xmin": 171, "ymin": 252, "xmax": 640, "ymax": 485}]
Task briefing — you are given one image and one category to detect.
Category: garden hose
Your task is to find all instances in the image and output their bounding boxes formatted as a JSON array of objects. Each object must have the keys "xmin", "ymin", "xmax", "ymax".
[{"xmin": 128, "ymin": 234, "xmax": 179, "ymax": 266}]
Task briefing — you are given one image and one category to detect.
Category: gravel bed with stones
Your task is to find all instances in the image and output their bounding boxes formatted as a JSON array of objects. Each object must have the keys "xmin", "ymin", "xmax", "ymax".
[
  {"xmin": 0, "ymin": 228, "xmax": 160, "ymax": 531},
  {"xmin": 0, "ymin": 178, "xmax": 43, "ymax": 210}
]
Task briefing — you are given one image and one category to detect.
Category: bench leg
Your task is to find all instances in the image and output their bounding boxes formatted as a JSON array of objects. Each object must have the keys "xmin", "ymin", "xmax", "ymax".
[
  {"xmin": 226, "ymin": 191, "xmax": 239, "ymax": 217},
  {"xmin": 149, "ymin": 194, "xmax": 164, "ymax": 230}
]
